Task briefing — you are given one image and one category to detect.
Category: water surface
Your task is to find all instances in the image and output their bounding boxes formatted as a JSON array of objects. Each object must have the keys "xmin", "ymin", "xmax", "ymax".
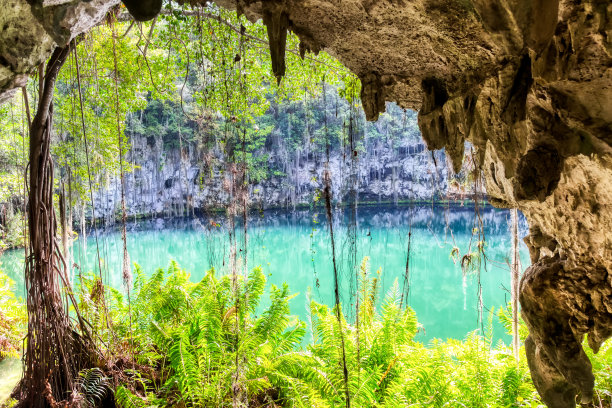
[{"xmin": 1, "ymin": 204, "xmax": 529, "ymax": 343}]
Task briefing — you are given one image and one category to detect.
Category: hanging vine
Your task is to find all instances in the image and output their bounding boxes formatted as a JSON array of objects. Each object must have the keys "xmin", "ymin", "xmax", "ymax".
[{"xmin": 322, "ymin": 79, "xmax": 351, "ymax": 408}]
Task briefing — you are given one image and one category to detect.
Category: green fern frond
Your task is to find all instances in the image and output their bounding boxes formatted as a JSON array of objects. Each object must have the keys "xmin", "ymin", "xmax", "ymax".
[
  {"xmin": 76, "ymin": 368, "xmax": 110, "ymax": 407},
  {"xmin": 115, "ymin": 386, "xmax": 147, "ymax": 408}
]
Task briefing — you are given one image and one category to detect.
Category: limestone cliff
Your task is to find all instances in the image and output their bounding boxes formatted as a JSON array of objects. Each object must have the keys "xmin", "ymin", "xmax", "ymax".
[{"xmin": 92, "ymin": 124, "xmax": 453, "ymax": 219}]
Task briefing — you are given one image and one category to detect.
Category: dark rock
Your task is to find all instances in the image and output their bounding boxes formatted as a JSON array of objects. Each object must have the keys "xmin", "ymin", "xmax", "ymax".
[
  {"xmin": 514, "ymin": 145, "xmax": 563, "ymax": 202},
  {"xmin": 360, "ymin": 72, "xmax": 385, "ymax": 121},
  {"xmin": 121, "ymin": 0, "xmax": 162, "ymax": 22},
  {"xmin": 520, "ymin": 256, "xmax": 612, "ymax": 406},
  {"xmin": 262, "ymin": 2, "xmax": 289, "ymax": 85}
]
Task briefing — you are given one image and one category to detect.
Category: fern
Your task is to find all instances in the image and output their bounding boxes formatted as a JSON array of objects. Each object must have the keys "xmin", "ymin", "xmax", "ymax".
[
  {"xmin": 76, "ymin": 368, "xmax": 110, "ymax": 407},
  {"xmin": 70, "ymin": 258, "xmax": 588, "ymax": 407},
  {"xmin": 115, "ymin": 386, "xmax": 146, "ymax": 408}
]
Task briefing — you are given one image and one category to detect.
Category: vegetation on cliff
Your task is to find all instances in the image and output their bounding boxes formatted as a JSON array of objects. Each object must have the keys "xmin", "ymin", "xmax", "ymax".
[{"xmin": 0, "ymin": 3, "xmax": 457, "ymax": 249}]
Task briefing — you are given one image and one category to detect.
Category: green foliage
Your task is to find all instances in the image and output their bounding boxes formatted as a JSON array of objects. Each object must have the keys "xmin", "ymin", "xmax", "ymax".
[
  {"xmin": 498, "ymin": 303, "xmax": 530, "ymax": 342},
  {"xmin": 100, "ymin": 259, "xmax": 550, "ymax": 407},
  {"xmin": 109, "ymin": 261, "xmax": 306, "ymax": 406},
  {"xmin": 587, "ymin": 341, "xmax": 612, "ymax": 404},
  {"xmin": 0, "ymin": 399, "xmax": 18, "ymax": 408},
  {"xmin": 0, "ymin": 1, "xmax": 426, "ymax": 225},
  {"xmin": 300, "ymin": 259, "xmax": 539, "ymax": 408},
  {"xmin": 0, "ymin": 2, "xmax": 355, "ymax": 218},
  {"xmin": 76, "ymin": 368, "xmax": 111, "ymax": 406},
  {"xmin": 0, "ymin": 96, "xmax": 28, "ymax": 206},
  {"xmin": 0, "ymin": 93, "xmax": 29, "ymax": 251},
  {"xmin": 0, "ymin": 208, "xmax": 25, "ymax": 251},
  {"xmin": 0, "ymin": 268, "xmax": 26, "ymax": 359},
  {"xmin": 4, "ymin": 256, "xmax": 612, "ymax": 406}
]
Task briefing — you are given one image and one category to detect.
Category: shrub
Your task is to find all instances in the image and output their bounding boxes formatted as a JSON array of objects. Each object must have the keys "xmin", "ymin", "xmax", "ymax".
[
  {"xmin": 0, "ymin": 269, "xmax": 26, "ymax": 360},
  {"xmin": 68, "ymin": 259, "xmax": 612, "ymax": 408}
]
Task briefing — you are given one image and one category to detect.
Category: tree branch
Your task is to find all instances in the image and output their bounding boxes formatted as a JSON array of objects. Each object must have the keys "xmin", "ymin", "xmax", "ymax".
[{"xmin": 111, "ymin": 9, "xmax": 350, "ymax": 75}]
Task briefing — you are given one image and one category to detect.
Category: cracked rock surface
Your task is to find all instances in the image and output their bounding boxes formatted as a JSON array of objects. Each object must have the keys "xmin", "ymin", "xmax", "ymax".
[
  {"xmin": 1, "ymin": 0, "xmax": 611, "ymax": 406},
  {"xmin": 0, "ymin": 0, "xmax": 119, "ymax": 103}
]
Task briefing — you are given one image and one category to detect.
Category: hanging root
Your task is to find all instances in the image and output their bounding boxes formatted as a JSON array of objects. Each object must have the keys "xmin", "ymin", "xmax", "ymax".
[
  {"xmin": 520, "ymin": 255, "xmax": 612, "ymax": 407},
  {"xmin": 323, "ymin": 171, "xmax": 351, "ymax": 408}
]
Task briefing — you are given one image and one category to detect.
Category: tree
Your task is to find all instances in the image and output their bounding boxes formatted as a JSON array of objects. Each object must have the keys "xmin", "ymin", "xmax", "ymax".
[{"xmin": 17, "ymin": 45, "xmax": 93, "ymax": 408}]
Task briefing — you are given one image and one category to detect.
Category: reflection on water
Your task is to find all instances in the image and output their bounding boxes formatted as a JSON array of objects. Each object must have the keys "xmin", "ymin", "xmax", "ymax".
[{"xmin": 1, "ymin": 204, "xmax": 530, "ymax": 343}]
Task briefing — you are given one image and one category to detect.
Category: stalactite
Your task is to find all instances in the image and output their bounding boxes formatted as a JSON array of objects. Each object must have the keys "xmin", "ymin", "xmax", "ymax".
[{"xmin": 262, "ymin": 3, "xmax": 289, "ymax": 84}]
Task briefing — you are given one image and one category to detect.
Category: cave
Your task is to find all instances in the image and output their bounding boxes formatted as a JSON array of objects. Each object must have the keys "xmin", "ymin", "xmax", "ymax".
[{"xmin": 0, "ymin": 0, "xmax": 611, "ymax": 407}]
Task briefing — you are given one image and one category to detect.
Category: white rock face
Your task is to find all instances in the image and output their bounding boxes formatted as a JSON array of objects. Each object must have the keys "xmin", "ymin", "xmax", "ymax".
[{"xmin": 91, "ymin": 133, "xmax": 458, "ymax": 220}]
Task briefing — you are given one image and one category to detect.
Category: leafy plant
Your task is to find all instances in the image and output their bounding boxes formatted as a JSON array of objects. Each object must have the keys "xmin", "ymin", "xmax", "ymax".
[
  {"xmin": 0, "ymin": 209, "xmax": 25, "ymax": 251},
  {"xmin": 0, "ymin": 268, "xmax": 26, "ymax": 359},
  {"xmin": 109, "ymin": 261, "xmax": 307, "ymax": 407},
  {"xmin": 76, "ymin": 368, "xmax": 111, "ymax": 407},
  {"xmin": 62, "ymin": 259, "xmax": 612, "ymax": 407}
]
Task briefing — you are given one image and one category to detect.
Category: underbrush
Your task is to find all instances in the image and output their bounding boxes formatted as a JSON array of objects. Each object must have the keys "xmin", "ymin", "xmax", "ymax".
[
  {"xmin": 7, "ymin": 258, "xmax": 609, "ymax": 407},
  {"xmin": 75, "ymin": 259, "xmax": 548, "ymax": 408},
  {"xmin": 0, "ymin": 268, "xmax": 26, "ymax": 360},
  {"xmin": 0, "ymin": 210, "xmax": 25, "ymax": 251}
]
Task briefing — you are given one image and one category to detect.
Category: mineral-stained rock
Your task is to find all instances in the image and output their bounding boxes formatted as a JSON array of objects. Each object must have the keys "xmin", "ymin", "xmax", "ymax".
[
  {"xmin": 513, "ymin": 145, "xmax": 563, "ymax": 202},
  {"xmin": 524, "ymin": 335, "xmax": 579, "ymax": 408},
  {"xmin": 261, "ymin": 2, "xmax": 290, "ymax": 84},
  {"xmin": 1, "ymin": 0, "xmax": 611, "ymax": 406},
  {"xmin": 360, "ymin": 72, "xmax": 385, "ymax": 121}
]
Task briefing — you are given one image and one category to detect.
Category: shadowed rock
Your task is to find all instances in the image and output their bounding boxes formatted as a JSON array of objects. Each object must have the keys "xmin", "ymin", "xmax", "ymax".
[
  {"xmin": 261, "ymin": 2, "xmax": 289, "ymax": 85},
  {"xmin": 121, "ymin": 0, "xmax": 162, "ymax": 22},
  {"xmin": 514, "ymin": 146, "xmax": 563, "ymax": 202},
  {"xmin": 520, "ymin": 256, "xmax": 612, "ymax": 406}
]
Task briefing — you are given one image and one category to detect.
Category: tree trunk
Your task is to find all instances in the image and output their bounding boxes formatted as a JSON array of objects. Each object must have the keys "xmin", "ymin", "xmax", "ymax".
[{"xmin": 17, "ymin": 45, "xmax": 90, "ymax": 408}]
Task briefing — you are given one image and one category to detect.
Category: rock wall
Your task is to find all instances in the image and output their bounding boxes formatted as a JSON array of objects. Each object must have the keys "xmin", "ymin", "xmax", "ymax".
[
  {"xmin": 92, "ymin": 131, "xmax": 456, "ymax": 219},
  {"xmin": 197, "ymin": 1, "xmax": 611, "ymax": 405},
  {"xmin": 0, "ymin": 0, "xmax": 119, "ymax": 103}
]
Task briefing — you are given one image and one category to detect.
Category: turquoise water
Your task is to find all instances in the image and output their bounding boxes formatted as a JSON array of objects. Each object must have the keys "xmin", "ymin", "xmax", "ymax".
[{"xmin": 0, "ymin": 204, "xmax": 529, "ymax": 343}]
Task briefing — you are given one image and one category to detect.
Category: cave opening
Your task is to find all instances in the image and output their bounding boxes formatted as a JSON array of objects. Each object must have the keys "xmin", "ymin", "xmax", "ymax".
[{"xmin": 0, "ymin": 1, "xmax": 611, "ymax": 408}]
